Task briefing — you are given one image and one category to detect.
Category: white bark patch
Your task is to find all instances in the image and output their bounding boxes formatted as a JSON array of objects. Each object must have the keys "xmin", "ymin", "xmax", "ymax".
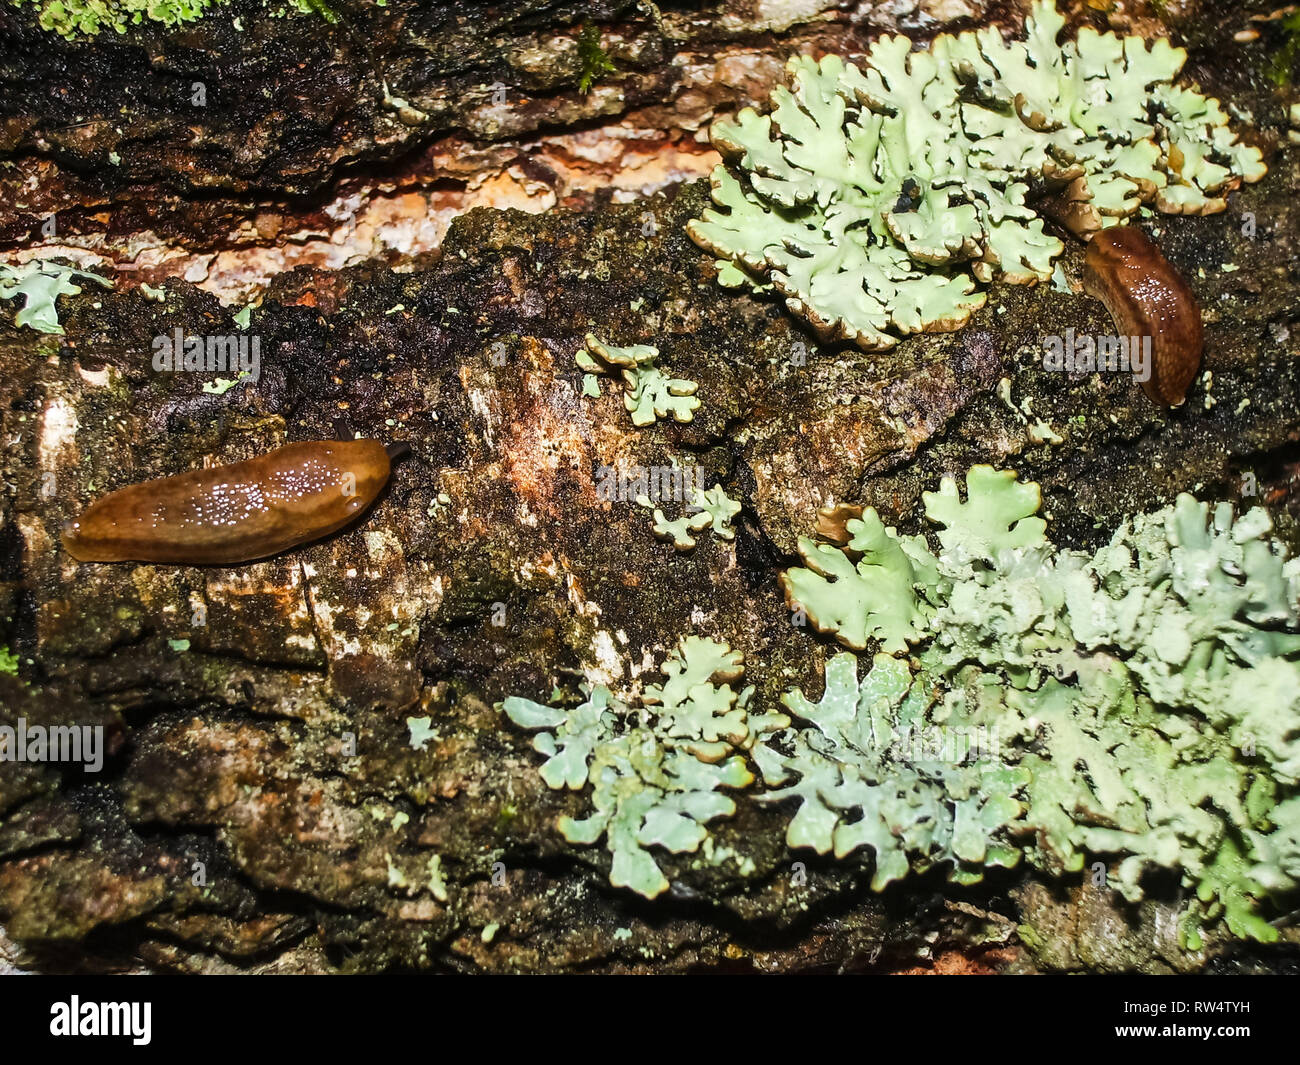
[
  {"xmin": 585, "ymin": 629, "xmax": 623, "ymax": 687},
  {"xmin": 39, "ymin": 396, "xmax": 79, "ymax": 467},
  {"xmin": 76, "ymin": 365, "xmax": 112, "ymax": 388}
]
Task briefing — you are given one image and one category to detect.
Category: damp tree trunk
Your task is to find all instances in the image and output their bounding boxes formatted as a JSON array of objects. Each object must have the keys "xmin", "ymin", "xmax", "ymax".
[{"xmin": 0, "ymin": 0, "xmax": 1297, "ymax": 973}]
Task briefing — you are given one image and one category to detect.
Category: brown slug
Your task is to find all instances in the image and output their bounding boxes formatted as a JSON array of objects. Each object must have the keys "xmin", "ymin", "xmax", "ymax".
[
  {"xmin": 63, "ymin": 440, "xmax": 401, "ymax": 564},
  {"xmin": 1082, "ymin": 226, "xmax": 1203, "ymax": 407}
]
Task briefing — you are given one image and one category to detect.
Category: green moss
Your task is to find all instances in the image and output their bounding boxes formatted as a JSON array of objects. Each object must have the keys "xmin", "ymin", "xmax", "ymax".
[
  {"xmin": 577, "ymin": 22, "xmax": 616, "ymax": 95},
  {"xmin": 1265, "ymin": 12, "xmax": 1300, "ymax": 87},
  {"xmin": 0, "ymin": 646, "xmax": 19, "ymax": 675},
  {"xmin": 495, "ymin": 802, "xmax": 518, "ymax": 830},
  {"xmin": 9, "ymin": 0, "xmax": 222, "ymax": 37},
  {"xmin": 7, "ymin": 0, "xmax": 348, "ymax": 38},
  {"xmin": 290, "ymin": 0, "xmax": 337, "ymax": 24}
]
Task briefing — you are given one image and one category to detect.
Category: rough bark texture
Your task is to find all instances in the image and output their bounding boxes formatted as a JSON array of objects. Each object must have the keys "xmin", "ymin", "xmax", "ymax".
[
  {"xmin": 0, "ymin": 0, "xmax": 1003, "ymax": 249},
  {"xmin": 1, "ymin": 0, "xmax": 1299, "ymax": 973}
]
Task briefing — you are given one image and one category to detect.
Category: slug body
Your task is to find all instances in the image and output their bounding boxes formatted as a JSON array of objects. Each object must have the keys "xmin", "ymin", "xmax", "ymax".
[
  {"xmin": 1082, "ymin": 226, "xmax": 1203, "ymax": 407},
  {"xmin": 63, "ymin": 440, "xmax": 392, "ymax": 564}
]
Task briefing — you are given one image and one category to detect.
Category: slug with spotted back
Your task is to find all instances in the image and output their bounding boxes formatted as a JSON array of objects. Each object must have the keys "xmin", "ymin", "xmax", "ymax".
[
  {"xmin": 1082, "ymin": 226, "xmax": 1203, "ymax": 407},
  {"xmin": 63, "ymin": 440, "xmax": 397, "ymax": 564}
]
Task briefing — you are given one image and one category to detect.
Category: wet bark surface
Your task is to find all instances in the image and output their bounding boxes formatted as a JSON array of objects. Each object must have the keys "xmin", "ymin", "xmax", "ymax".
[
  {"xmin": 1, "ymin": 0, "xmax": 1299, "ymax": 973},
  {"xmin": 0, "ymin": 0, "xmax": 992, "ymax": 248}
]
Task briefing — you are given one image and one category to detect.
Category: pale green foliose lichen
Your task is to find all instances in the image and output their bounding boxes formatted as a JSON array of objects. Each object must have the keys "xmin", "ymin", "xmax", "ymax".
[
  {"xmin": 636, "ymin": 483, "xmax": 741, "ymax": 550},
  {"xmin": 640, "ymin": 505, "xmax": 703, "ymax": 550},
  {"xmin": 753, "ymin": 651, "xmax": 1029, "ymax": 889},
  {"xmin": 576, "ymin": 334, "xmax": 699, "ymax": 427},
  {"xmin": 687, "ymin": 0, "xmax": 1266, "ymax": 350},
  {"xmin": 779, "ymin": 466, "xmax": 1300, "ymax": 948},
  {"xmin": 500, "ymin": 636, "xmax": 788, "ymax": 898},
  {"xmin": 406, "ymin": 715, "xmax": 438, "ymax": 751},
  {"xmin": 0, "ymin": 260, "xmax": 113, "ymax": 335}
]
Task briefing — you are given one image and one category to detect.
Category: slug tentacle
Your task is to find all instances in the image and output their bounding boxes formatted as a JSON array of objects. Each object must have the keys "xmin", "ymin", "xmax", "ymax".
[
  {"xmin": 62, "ymin": 440, "xmax": 392, "ymax": 565},
  {"xmin": 1082, "ymin": 226, "xmax": 1203, "ymax": 407}
]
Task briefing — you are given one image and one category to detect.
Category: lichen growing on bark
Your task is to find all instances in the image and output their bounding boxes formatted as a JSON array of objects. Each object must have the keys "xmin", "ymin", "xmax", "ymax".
[
  {"xmin": 778, "ymin": 467, "xmax": 1300, "ymax": 949},
  {"xmin": 688, "ymin": 0, "xmax": 1266, "ymax": 350},
  {"xmin": 501, "ymin": 637, "xmax": 786, "ymax": 898},
  {"xmin": 576, "ymin": 334, "xmax": 700, "ymax": 427},
  {"xmin": 0, "ymin": 261, "xmax": 112, "ymax": 334},
  {"xmin": 8, "ymin": 0, "xmax": 338, "ymax": 38},
  {"xmin": 0, "ymin": 0, "xmax": 1296, "ymax": 971}
]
